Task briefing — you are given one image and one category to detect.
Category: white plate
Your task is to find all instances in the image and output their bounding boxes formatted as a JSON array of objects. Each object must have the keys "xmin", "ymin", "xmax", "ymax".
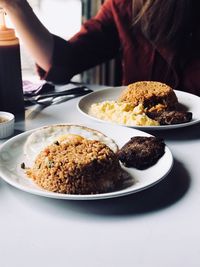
[
  {"xmin": 0, "ymin": 123, "xmax": 173, "ymax": 200},
  {"xmin": 78, "ymin": 87, "xmax": 200, "ymax": 130}
]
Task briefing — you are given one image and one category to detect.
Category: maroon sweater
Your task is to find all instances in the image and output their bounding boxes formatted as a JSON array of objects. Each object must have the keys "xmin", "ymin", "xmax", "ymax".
[{"xmin": 37, "ymin": 0, "xmax": 200, "ymax": 96}]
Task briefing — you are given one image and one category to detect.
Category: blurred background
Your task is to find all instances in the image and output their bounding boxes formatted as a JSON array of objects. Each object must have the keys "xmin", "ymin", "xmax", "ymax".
[{"xmin": 6, "ymin": 0, "xmax": 121, "ymax": 85}]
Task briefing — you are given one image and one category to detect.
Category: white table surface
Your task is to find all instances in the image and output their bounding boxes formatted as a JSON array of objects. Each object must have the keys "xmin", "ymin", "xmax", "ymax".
[{"xmin": 0, "ymin": 85, "xmax": 200, "ymax": 267}]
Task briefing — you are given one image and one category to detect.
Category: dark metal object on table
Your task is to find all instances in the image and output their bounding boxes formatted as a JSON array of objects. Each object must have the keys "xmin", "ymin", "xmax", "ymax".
[
  {"xmin": 24, "ymin": 86, "xmax": 93, "ymax": 105},
  {"xmin": 25, "ymin": 86, "xmax": 93, "ymax": 120}
]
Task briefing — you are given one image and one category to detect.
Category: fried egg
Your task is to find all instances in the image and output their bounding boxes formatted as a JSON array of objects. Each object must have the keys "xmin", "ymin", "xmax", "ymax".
[{"xmin": 23, "ymin": 124, "xmax": 118, "ymax": 162}]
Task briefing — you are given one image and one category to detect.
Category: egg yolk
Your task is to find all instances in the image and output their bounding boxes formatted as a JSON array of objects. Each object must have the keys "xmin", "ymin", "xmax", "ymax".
[{"xmin": 57, "ymin": 134, "xmax": 85, "ymax": 144}]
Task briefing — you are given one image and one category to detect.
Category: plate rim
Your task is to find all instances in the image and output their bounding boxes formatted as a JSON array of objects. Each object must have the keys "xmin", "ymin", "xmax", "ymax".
[
  {"xmin": 0, "ymin": 123, "xmax": 174, "ymax": 200},
  {"xmin": 77, "ymin": 87, "xmax": 200, "ymax": 130}
]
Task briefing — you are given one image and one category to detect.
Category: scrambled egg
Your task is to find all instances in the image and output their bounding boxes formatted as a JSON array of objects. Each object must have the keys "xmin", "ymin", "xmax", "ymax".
[{"xmin": 89, "ymin": 101, "xmax": 159, "ymax": 126}]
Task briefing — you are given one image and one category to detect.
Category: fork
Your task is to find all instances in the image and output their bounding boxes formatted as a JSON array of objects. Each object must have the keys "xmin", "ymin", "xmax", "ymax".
[
  {"xmin": 24, "ymin": 86, "xmax": 93, "ymax": 105},
  {"xmin": 25, "ymin": 88, "xmax": 93, "ymax": 119},
  {"xmin": 33, "ymin": 92, "xmax": 90, "ymax": 106}
]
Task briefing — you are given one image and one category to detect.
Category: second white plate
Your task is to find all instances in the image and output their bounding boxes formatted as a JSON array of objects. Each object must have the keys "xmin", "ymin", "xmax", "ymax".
[{"xmin": 78, "ymin": 87, "xmax": 200, "ymax": 130}]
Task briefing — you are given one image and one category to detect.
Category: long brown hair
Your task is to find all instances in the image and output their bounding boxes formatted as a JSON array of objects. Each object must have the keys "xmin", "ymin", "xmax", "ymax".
[{"xmin": 132, "ymin": 0, "xmax": 199, "ymax": 49}]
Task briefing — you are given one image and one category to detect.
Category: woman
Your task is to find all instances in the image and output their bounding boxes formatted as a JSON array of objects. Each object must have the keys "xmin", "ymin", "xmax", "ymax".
[{"xmin": 1, "ymin": 0, "xmax": 200, "ymax": 95}]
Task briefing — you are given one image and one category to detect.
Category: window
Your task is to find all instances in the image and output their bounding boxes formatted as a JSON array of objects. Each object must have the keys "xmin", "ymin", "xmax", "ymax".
[
  {"xmin": 5, "ymin": 1, "xmax": 119, "ymax": 85},
  {"xmin": 6, "ymin": 0, "xmax": 82, "ymax": 80}
]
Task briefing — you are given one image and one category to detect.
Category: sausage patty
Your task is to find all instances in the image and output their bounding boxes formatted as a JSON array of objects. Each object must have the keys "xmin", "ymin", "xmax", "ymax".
[{"xmin": 117, "ymin": 136, "xmax": 165, "ymax": 169}]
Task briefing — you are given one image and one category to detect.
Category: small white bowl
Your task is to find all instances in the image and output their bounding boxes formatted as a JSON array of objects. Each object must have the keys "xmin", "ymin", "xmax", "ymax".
[{"xmin": 0, "ymin": 112, "xmax": 15, "ymax": 139}]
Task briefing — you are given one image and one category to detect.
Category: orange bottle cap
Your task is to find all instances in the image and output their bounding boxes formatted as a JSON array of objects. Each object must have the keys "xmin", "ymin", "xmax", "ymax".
[
  {"xmin": 0, "ymin": 27, "xmax": 16, "ymax": 41},
  {"xmin": 0, "ymin": 27, "xmax": 18, "ymax": 45}
]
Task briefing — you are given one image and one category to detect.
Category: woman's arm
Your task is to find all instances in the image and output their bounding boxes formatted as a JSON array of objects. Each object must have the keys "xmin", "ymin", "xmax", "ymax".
[
  {"xmin": 0, "ymin": 0, "xmax": 53, "ymax": 71},
  {"xmin": 0, "ymin": 0, "xmax": 120, "ymax": 84}
]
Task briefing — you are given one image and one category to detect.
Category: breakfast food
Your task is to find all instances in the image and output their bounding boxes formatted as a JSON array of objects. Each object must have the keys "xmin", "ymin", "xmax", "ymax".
[
  {"xmin": 88, "ymin": 81, "xmax": 192, "ymax": 127},
  {"xmin": 146, "ymin": 110, "xmax": 193, "ymax": 125},
  {"xmin": 117, "ymin": 136, "xmax": 165, "ymax": 169},
  {"xmin": 26, "ymin": 136, "xmax": 123, "ymax": 194},
  {"xmin": 24, "ymin": 124, "xmax": 118, "ymax": 162},
  {"xmin": 118, "ymin": 81, "xmax": 178, "ymax": 112},
  {"xmin": 89, "ymin": 101, "xmax": 159, "ymax": 126},
  {"xmin": 23, "ymin": 124, "xmax": 124, "ymax": 194}
]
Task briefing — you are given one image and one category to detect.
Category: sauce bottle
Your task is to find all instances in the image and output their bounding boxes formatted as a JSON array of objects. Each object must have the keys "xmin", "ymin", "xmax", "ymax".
[{"xmin": 0, "ymin": 10, "xmax": 24, "ymax": 115}]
